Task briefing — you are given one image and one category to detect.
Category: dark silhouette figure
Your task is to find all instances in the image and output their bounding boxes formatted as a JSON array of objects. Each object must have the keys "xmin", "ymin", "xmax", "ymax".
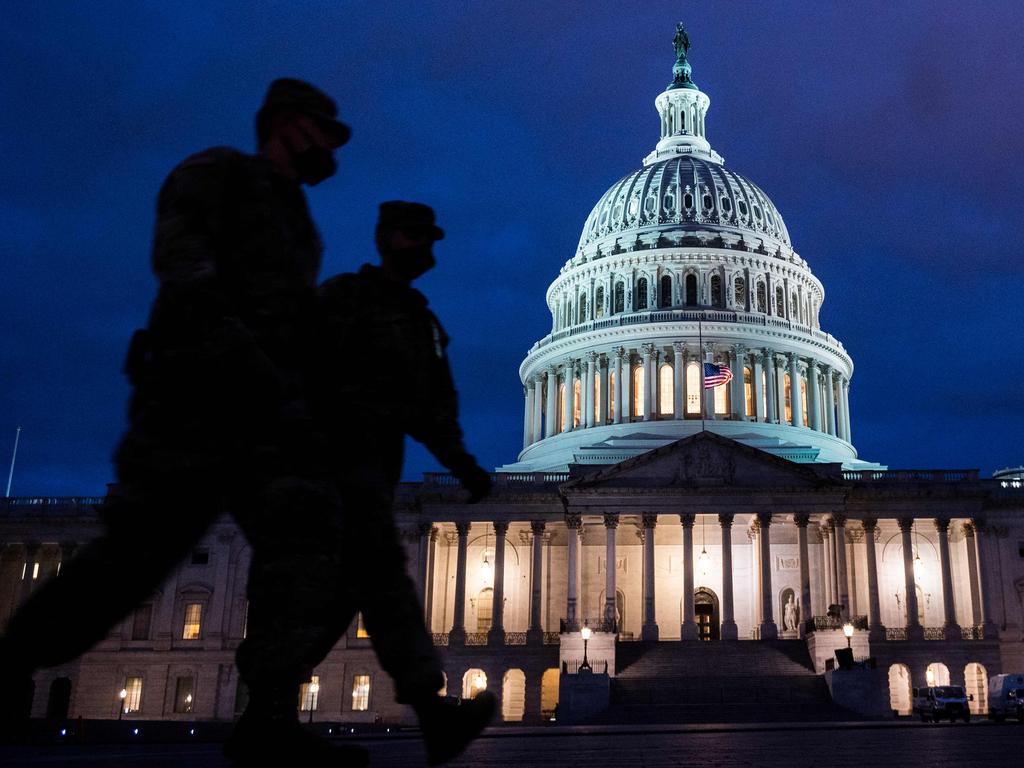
[
  {"xmin": 0, "ymin": 79, "xmax": 366, "ymax": 766},
  {"xmin": 314, "ymin": 201, "xmax": 495, "ymax": 765}
]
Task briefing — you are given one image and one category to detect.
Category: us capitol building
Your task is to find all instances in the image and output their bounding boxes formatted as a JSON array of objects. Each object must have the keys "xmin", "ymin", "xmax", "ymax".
[{"xmin": 3, "ymin": 26, "xmax": 1023, "ymax": 726}]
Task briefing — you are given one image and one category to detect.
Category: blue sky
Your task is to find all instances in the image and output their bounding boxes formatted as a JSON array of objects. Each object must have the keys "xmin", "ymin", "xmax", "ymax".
[{"xmin": 2, "ymin": 1, "xmax": 1022, "ymax": 495}]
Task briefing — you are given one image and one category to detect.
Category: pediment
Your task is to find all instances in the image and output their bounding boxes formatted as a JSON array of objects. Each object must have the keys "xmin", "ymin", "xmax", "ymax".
[{"xmin": 563, "ymin": 431, "xmax": 840, "ymax": 490}]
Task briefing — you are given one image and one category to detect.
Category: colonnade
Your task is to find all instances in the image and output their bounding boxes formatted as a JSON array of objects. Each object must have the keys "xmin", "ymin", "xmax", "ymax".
[
  {"xmin": 522, "ymin": 345, "xmax": 851, "ymax": 447},
  {"xmin": 422, "ymin": 514, "xmax": 997, "ymax": 646}
]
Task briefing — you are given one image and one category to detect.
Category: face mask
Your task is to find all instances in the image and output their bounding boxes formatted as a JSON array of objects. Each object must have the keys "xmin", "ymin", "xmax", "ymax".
[
  {"xmin": 391, "ymin": 243, "xmax": 436, "ymax": 281},
  {"xmin": 293, "ymin": 145, "xmax": 337, "ymax": 186}
]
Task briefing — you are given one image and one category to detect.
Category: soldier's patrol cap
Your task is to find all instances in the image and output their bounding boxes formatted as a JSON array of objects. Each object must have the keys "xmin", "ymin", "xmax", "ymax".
[
  {"xmin": 377, "ymin": 201, "xmax": 445, "ymax": 241},
  {"xmin": 256, "ymin": 78, "xmax": 351, "ymax": 147}
]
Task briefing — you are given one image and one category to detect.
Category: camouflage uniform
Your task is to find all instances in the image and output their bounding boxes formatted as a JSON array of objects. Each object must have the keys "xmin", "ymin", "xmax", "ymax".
[
  {"xmin": 2, "ymin": 147, "xmax": 345, "ymax": 719},
  {"xmin": 305, "ymin": 263, "xmax": 486, "ymax": 702}
]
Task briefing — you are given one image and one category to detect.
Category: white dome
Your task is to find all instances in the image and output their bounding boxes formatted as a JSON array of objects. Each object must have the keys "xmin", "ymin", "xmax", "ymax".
[{"xmin": 577, "ymin": 156, "xmax": 791, "ymax": 255}]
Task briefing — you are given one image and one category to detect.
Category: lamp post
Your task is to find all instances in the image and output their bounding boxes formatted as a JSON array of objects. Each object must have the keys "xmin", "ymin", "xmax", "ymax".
[
  {"xmin": 307, "ymin": 681, "xmax": 319, "ymax": 724},
  {"xmin": 580, "ymin": 623, "xmax": 592, "ymax": 673},
  {"xmin": 118, "ymin": 688, "xmax": 127, "ymax": 720},
  {"xmin": 842, "ymin": 621, "xmax": 854, "ymax": 649}
]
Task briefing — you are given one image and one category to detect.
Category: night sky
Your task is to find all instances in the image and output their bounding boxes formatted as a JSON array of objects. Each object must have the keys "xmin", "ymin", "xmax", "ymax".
[{"xmin": 2, "ymin": 2, "xmax": 1022, "ymax": 496}]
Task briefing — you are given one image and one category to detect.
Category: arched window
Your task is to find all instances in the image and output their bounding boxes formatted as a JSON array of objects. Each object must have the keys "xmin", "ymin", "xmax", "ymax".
[
  {"xmin": 608, "ymin": 370, "xmax": 616, "ymax": 416},
  {"xmin": 710, "ymin": 274, "xmax": 723, "ymax": 308},
  {"xmin": 595, "ymin": 286, "xmax": 605, "ymax": 318},
  {"xmin": 784, "ymin": 374, "xmax": 792, "ymax": 423},
  {"xmin": 501, "ymin": 669, "xmax": 526, "ymax": 722},
  {"xmin": 685, "ymin": 274, "xmax": 697, "ymax": 305},
  {"xmin": 680, "ymin": 110, "xmax": 686, "ymax": 132},
  {"xmin": 744, "ymin": 366, "xmax": 754, "ymax": 417},
  {"xmin": 713, "ymin": 366, "xmax": 730, "ymax": 415},
  {"xmin": 756, "ymin": 282, "xmax": 767, "ymax": 313},
  {"xmin": 790, "ymin": 294, "xmax": 798, "ymax": 321},
  {"xmin": 573, "ymin": 379, "xmax": 581, "ymax": 427},
  {"xmin": 578, "ymin": 294, "xmax": 587, "ymax": 324},
  {"xmin": 613, "ymin": 282, "xmax": 624, "ymax": 314},
  {"xmin": 926, "ymin": 663, "xmax": 950, "ymax": 687},
  {"xmin": 659, "ymin": 363, "xmax": 673, "ymax": 415},
  {"xmin": 636, "ymin": 278, "xmax": 648, "ymax": 310},
  {"xmin": 540, "ymin": 669, "xmax": 560, "ymax": 719},
  {"xmin": 685, "ymin": 361, "xmax": 701, "ymax": 414},
  {"xmin": 888, "ymin": 664, "xmax": 912, "ymax": 716},
  {"xmin": 659, "ymin": 275, "xmax": 672, "ymax": 308},
  {"xmin": 566, "ymin": 299, "xmax": 573, "ymax": 324},
  {"xmin": 964, "ymin": 663, "xmax": 988, "ymax": 714},
  {"xmin": 734, "ymin": 275, "xmax": 746, "ymax": 308},
  {"xmin": 775, "ymin": 286, "xmax": 785, "ymax": 317},
  {"xmin": 463, "ymin": 669, "xmax": 487, "ymax": 699},
  {"xmin": 799, "ymin": 377, "xmax": 808, "ymax": 426},
  {"xmin": 632, "ymin": 365, "xmax": 644, "ymax": 417}
]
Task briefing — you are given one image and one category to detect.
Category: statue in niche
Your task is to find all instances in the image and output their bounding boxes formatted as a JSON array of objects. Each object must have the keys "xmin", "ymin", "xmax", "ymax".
[{"xmin": 783, "ymin": 592, "xmax": 800, "ymax": 632}]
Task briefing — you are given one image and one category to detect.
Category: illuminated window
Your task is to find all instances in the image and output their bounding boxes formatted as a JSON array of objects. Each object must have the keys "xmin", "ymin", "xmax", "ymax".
[
  {"xmin": 761, "ymin": 370, "xmax": 767, "ymax": 417},
  {"xmin": 173, "ymin": 677, "xmax": 194, "ymax": 714},
  {"xmin": 593, "ymin": 374, "xmax": 601, "ymax": 423},
  {"xmin": 784, "ymin": 374, "xmax": 793, "ymax": 423},
  {"xmin": 710, "ymin": 274, "xmax": 722, "ymax": 307},
  {"xmin": 356, "ymin": 612, "xmax": 370, "ymax": 639},
  {"xmin": 557, "ymin": 382, "xmax": 565, "ymax": 431},
  {"xmin": 613, "ymin": 282, "xmax": 624, "ymax": 313},
  {"xmin": 595, "ymin": 287, "xmax": 605, "ymax": 318},
  {"xmin": 182, "ymin": 603, "xmax": 202, "ymax": 640},
  {"xmin": 632, "ymin": 366, "xmax": 644, "ymax": 417},
  {"xmin": 800, "ymin": 377, "xmax": 808, "ymax": 426},
  {"xmin": 685, "ymin": 274, "xmax": 697, "ymax": 305},
  {"xmin": 123, "ymin": 677, "xmax": 143, "ymax": 714},
  {"xmin": 477, "ymin": 588, "xmax": 493, "ymax": 632},
  {"xmin": 659, "ymin": 363, "xmax": 673, "ymax": 415},
  {"xmin": 573, "ymin": 379, "xmax": 581, "ymax": 427},
  {"xmin": 299, "ymin": 675, "xmax": 320, "ymax": 712},
  {"xmin": 756, "ymin": 282, "xmax": 767, "ymax": 313},
  {"xmin": 744, "ymin": 367, "xmax": 754, "ymax": 417},
  {"xmin": 775, "ymin": 286, "xmax": 785, "ymax": 317},
  {"xmin": 608, "ymin": 370, "xmax": 616, "ymax": 416},
  {"xmin": 636, "ymin": 278, "xmax": 648, "ymax": 310},
  {"xmin": 352, "ymin": 675, "xmax": 370, "ymax": 711},
  {"xmin": 463, "ymin": 669, "xmax": 488, "ymax": 699},
  {"xmin": 686, "ymin": 361, "xmax": 701, "ymax": 414},
  {"xmin": 713, "ymin": 373, "xmax": 730, "ymax": 415},
  {"xmin": 659, "ymin": 275, "xmax": 672, "ymax": 308}
]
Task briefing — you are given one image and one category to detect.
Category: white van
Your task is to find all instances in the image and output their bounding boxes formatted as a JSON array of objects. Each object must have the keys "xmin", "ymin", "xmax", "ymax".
[
  {"xmin": 987, "ymin": 673, "xmax": 1024, "ymax": 722},
  {"xmin": 912, "ymin": 686, "xmax": 972, "ymax": 722}
]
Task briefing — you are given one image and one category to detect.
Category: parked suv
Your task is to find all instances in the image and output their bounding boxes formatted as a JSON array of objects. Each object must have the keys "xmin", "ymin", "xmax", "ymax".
[{"xmin": 912, "ymin": 686, "xmax": 972, "ymax": 723}]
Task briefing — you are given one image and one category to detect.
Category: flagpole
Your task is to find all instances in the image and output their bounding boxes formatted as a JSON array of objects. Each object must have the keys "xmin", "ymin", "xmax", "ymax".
[
  {"xmin": 698, "ymin": 317, "xmax": 705, "ymax": 432},
  {"xmin": 6, "ymin": 426, "xmax": 21, "ymax": 498}
]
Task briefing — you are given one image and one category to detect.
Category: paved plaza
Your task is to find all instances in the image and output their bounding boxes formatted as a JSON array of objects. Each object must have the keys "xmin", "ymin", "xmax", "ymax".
[{"xmin": 2, "ymin": 722, "xmax": 1020, "ymax": 768}]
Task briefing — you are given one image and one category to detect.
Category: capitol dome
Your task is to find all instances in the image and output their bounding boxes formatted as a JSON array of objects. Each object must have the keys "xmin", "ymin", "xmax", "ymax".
[
  {"xmin": 500, "ymin": 26, "xmax": 882, "ymax": 474},
  {"xmin": 578, "ymin": 156, "xmax": 791, "ymax": 257}
]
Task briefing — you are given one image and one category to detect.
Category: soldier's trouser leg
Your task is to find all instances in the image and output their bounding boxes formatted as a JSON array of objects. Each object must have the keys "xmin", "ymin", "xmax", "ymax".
[
  {"xmin": 234, "ymin": 474, "xmax": 349, "ymax": 719},
  {"xmin": 1, "ymin": 435, "xmax": 220, "ymax": 671}
]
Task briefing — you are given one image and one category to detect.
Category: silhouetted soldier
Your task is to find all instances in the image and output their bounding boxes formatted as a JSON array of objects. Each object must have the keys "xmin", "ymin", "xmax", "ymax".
[
  {"xmin": 314, "ymin": 201, "xmax": 495, "ymax": 765},
  {"xmin": 0, "ymin": 79, "xmax": 367, "ymax": 765}
]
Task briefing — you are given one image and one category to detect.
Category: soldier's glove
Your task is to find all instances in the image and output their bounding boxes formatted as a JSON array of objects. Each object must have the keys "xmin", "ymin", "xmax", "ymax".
[{"xmin": 451, "ymin": 460, "xmax": 492, "ymax": 504}]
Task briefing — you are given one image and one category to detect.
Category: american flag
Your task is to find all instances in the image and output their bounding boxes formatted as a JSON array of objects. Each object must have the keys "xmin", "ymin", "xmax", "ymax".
[{"xmin": 703, "ymin": 362, "xmax": 733, "ymax": 388}]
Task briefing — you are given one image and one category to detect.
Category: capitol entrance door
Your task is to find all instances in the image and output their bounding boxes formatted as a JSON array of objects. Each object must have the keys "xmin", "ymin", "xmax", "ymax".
[{"xmin": 694, "ymin": 588, "xmax": 719, "ymax": 641}]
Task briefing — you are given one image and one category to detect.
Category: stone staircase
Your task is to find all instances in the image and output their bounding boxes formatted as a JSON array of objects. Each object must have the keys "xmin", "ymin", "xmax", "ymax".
[{"xmin": 598, "ymin": 640, "xmax": 859, "ymax": 723}]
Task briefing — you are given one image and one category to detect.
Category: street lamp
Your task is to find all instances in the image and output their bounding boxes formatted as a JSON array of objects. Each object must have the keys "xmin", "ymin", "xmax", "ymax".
[
  {"xmin": 118, "ymin": 688, "xmax": 127, "ymax": 720},
  {"xmin": 842, "ymin": 621, "xmax": 854, "ymax": 649},
  {"xmin": 580, "ymin": 623, "xmax": 592, "ymax": 673},
  {"xmin": 307, "ymin": 681, "xmax": 319, "ymax": 724}
]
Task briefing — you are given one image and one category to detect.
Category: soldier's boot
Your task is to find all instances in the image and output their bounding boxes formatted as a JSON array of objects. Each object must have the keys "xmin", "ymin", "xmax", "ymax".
[
  {"xmin": 225, "ymin": 696, "xmax": 369, "ymax": 767},
  {"xmin": 413, "ymin": 691, "xmax": 497, "ymax": 767}
]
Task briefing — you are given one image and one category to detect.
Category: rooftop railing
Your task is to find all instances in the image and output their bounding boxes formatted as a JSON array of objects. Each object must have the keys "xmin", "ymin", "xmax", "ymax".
[
  {"xmin": 842, "ymin": 470, "xmax": 979, "ymax": 482},
  {"xmin": 421, "ymin": 472, "xmax": 570, "ymax": 489}
]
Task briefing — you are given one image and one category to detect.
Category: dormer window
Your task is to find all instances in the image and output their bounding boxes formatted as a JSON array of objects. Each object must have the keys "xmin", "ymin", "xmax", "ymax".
[
  {"xmin": 683, "ymin": 193, "xmax": 693, "ymax": 210},
  {"xmin": 664, "ymin": 194, "xmax": 676, "ymax": 212},
  {"xmin": 702, "ymin": 194, "xmax": 713, "ymax": 209}
]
